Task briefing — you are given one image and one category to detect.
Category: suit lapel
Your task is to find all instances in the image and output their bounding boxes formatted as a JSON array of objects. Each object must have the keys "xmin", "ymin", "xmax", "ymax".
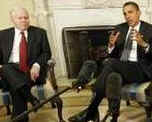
[
  {"xmin": 123, "ymin": 24, "xmax": 129, "ymax": 40},
  {"xmin": 118, "ymin": 23, "xmax": 129, "ymax": 45},
  {"xmin": 7, "ymin": 28, "xmax": 14, "ymax": 61},
  {"xmin": 139, "ymin": 21, "xmax": 144, "ymax": 33},
  {"xmin": 27, "ymin": 27, "xmax": 34, "ymax": 57}
]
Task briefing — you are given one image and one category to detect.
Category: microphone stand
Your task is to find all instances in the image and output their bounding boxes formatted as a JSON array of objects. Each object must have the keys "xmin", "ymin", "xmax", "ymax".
[{"xmin": 11, "ymin": 86, "xmax": 71, "ymax": 122}]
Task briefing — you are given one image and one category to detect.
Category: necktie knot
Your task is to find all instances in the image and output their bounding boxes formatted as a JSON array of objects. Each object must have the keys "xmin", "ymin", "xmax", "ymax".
[
  {"xmin": 20, "ymin": 31, "xmax": 26, "ymax": 40},
  {"xmin": 129, "ymin": 28, "xmax": 135, "ymax": 40},
  {"xmin": 21, "ymin": 31, "xmax": 24, "ymax": 35}
]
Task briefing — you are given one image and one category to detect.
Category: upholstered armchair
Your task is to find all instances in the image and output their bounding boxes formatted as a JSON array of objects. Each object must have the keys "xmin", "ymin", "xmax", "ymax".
[{"xmin": 0, "ymin": 59, "xmax": 65, "ymax": 122}]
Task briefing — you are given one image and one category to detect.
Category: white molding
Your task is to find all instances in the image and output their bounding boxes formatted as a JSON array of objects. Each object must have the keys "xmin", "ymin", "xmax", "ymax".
[
  {"xmin": 84, "ymin": 0, "xmax": 148, "ymax": 9},
  {"xmin": 49, "ymin": 0, "xmax": 84, "ymax": 9},
  {"xmin": 146, "ymin": 0, "xmax": 152, "ymax": 23},
  {"xmin": 84, "ymin": 0, "xmax": 111, "ymax": 8}
]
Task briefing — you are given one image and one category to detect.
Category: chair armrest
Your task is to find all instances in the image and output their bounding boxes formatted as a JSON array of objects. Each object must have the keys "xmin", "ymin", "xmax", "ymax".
[
  {"xmin": 47, "ymin": 59, "xmax": 58, "ymax": 92},
  {"xmin": 47, "ymin": 59, "xmax": 55, "ymax": 66}
]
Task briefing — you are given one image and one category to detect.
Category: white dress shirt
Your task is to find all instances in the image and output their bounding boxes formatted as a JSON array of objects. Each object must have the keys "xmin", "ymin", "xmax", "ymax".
[
  {"xmin": 9, "ymin": 28, "xmax": 40, "ymax": 69},
  {"xmin": 128, "ymin": 22, "xmax": 140, "ymax": 62},
  {"xmin": 9, "ymin": 28, "xmax": 28, "ymax": 63}
]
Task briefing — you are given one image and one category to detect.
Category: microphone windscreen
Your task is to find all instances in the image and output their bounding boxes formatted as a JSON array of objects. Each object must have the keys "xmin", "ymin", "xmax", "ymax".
[
  {"xmin": 77, "ymin": 60, "xmax": 97, "ymax": 84},
  {"xmin": 106, "ymin": 72, "xmax": 122, "ymax": 99}
]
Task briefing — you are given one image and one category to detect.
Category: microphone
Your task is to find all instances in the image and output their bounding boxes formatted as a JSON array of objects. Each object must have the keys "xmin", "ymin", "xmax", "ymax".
[
  {"xmin": 105, "ymin": 72, "xmax": 122, "ymax": 121},
  {"xmin": 106, "ymin": 72, "xmax": 122, "ymax": 99},
  {"xmin": 72, "ymin": 60, "xmax": 97, "ymax": 92}
]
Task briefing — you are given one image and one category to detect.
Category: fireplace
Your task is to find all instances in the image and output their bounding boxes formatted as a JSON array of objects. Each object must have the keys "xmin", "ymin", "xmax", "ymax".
[{"xmin": 62, "ymin": 25, "xmax": 115, "ymax": 78}]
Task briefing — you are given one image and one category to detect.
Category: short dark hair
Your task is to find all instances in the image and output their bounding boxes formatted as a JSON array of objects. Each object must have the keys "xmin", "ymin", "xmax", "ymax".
[{"xmin": 123, "ymin": 1, "xmax": 140, "ymax": 11}]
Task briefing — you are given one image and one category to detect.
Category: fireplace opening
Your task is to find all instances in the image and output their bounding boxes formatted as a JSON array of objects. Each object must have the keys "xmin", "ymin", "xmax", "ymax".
[{"xmin": 62, "ymin": 25, "xmax": 115, "ymax": 78}]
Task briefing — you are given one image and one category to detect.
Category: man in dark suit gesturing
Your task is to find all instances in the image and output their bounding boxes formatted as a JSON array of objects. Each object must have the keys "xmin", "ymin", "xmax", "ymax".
[
  {"xmin": 0, "ymin": 7, "xmax": 51, "ymax": 122},
  {"xmin": 70, "ymin": 1, "xmax": 152, "ymax": 122}
]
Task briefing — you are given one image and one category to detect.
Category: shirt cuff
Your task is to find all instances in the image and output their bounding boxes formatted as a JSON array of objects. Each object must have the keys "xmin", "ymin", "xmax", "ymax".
[
  {"xmin": 108, "ymin": 46, "xmax": 115, "ymax": 54},
  {"xmin": 144, "ymin": 44, "xmax": 150, "ymax": 53}
]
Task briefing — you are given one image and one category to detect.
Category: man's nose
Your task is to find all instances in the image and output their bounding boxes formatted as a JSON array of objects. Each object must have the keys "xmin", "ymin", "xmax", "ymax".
[
  {"xmin": 22, "ymin": 19, "xmax": 27, "ymax": 21},
  {"xmin": 126, "ymin": 14, "xmax": 130, "ymax": 19}
]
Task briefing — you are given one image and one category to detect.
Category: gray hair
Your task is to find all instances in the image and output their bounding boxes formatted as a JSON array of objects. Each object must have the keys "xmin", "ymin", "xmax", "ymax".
[{"xmin": 10, "ymin": 6, "xmax": 29, "ymax": 17}]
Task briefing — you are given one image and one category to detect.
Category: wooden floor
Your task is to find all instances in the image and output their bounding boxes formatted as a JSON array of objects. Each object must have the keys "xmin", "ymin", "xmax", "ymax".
[{"xmin": 0, "ymin": 88, "xmax": 147, "ymax": 122}]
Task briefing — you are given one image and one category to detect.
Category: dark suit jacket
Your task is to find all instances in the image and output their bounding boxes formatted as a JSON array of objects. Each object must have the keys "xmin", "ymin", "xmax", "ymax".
[
  {"xmin": 0, "ymin": 26, "xmax": 51, "ymax": 87},
  {"xmin": 110, "ymin": 21, "xmax": 152, "ymax": 79},
  {"xmin": 0, "ymin": 26, "xmax": 51, "ymax": 66}
]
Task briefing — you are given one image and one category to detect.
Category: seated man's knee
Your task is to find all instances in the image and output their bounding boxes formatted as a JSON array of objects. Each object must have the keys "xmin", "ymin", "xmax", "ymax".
[
  {"xmin": 0, "ymin": 64, "xmax": 13, "ymax": 76},
  {"xmin": 106, "ymin": 72, "xmax": 122, "ymax": 99},
  {"xmin": 77, "ymin": 60, "xmax": 97, "ymax": 84},
  {"xmin": 102, "ymin": 58, "xmax": 116, "ymax": 66}
]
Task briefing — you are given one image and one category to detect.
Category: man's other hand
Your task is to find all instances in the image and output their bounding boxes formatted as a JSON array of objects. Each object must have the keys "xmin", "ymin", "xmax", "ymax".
[
  {"xmin": 30, "ymin": 64, "xmax": 40, "ymax": 81},
  {"xmin": 108, "ymin": 31, "xmax": 120, "ymax": 48}
]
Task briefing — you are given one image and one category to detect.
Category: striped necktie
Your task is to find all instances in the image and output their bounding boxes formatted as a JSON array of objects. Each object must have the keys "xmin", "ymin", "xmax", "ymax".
[{"xmin": 120, "ymin": 28, "xmax": 134, "ymax": 61}]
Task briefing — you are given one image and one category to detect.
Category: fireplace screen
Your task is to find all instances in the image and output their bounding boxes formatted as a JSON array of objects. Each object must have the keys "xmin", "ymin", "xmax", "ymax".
[{"xmin": 62, "ymin": 25, "xmax": 115, "ymax": 78}]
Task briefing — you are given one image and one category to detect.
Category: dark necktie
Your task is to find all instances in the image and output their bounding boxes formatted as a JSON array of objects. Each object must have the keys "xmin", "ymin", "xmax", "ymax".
[
  {"xmin": 19, "ymin": 32, "xmax": 29, "ymax": 72},
  {"xmin": 120, "ymin": 28, "xmax": 134, "ymax": 61}
]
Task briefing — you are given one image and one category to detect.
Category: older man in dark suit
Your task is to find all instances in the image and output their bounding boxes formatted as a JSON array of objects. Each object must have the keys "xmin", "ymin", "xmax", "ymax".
[
  {"xmin": 0, "ymin": 7, "xmax": 51, "ymax": 122},
  {"xmin": 69, "ymin": 1, "xmax": 152, "ymax": 122}
]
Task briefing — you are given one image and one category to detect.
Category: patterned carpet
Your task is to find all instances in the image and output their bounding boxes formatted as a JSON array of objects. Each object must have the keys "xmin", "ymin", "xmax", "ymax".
[{"xmin": 0, "ymin": 88, "xmax": 147, "ymax": 122}]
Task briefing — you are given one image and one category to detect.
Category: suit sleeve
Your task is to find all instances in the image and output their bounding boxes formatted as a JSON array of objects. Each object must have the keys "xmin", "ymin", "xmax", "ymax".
[
  {"xmin": 109, "ymin": 25, "xmax": 123, "ymax": 59},
  {"xmin": 0, "ymin": 33, "xmax": 3, "ymax": 65},
  {"xmin": 36, "ymin": 30, "xmax": 51, "ymax": 66},
  {"xmin": 142, "ymin": 25, "xmax": 152, "ymax": 57}
]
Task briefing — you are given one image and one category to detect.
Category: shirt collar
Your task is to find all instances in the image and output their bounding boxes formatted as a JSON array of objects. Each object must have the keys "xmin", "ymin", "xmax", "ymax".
[
  {"xmin": 129, "ymin": 21, "xmax": 141, "ymax": 31},
  {"xmin": 15, "ymin": 28, "xmax": 28, "ymax": 38}
]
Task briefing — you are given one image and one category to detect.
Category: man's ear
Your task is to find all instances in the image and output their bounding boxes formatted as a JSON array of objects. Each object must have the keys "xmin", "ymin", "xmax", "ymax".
[
  {"xmin": 9, "ymin": 11, "xmax": 15, "ymax": 24},
  {"xmin": 9, "ymin": 16, "xmax": 13, "ymax": 24},
  {"xmin": 138, "ymin": 10, "xmax": 141, "ymax": 16}
]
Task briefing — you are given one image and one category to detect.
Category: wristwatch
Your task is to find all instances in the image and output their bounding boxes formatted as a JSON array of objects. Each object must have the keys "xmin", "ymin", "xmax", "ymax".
[
  {"xmin": 143, "ymin": 42, "xmax": 149, "ymax": 48},
  {"xmin": 143, "ymin": 42, "xmax": 150, "ymax": 53}
]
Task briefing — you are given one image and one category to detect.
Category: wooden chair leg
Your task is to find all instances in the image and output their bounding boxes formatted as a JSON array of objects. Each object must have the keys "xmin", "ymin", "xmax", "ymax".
[
  {"xmin": 144, "ymin": 104, "xmax": 152, "ymax": 120},
  {"xmin": 6, "ymin": 104, "xmax": 11, "ymax": 115},
  {"xmin": 51, "ymin": 96, "xmax": 66, "ymax": 122},
  {"xmin": 50, "ymin": 101, "xmax": 56, "ymax": 108},
  {"xmin": 48, "ymin": 60, "xmax": 66, "ymax": 122},
  {"xmin": 126, "ymin": 100, "xmax": 131, "ymax": 106}
]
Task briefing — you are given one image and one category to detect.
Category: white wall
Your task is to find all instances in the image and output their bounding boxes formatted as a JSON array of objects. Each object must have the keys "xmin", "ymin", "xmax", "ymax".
[{"xmin": 0, "ymin": 0, "xmax": 37, "ymax": 29}]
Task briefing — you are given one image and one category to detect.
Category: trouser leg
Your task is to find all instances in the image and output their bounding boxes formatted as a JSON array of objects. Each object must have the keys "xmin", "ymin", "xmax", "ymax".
[
  {"xmin": 11, "ymin": 91, "xmax": 28, "ymax": 122},
  {"xmin": 1, "ymin": 64, "xmax": 30, "ymax": 91},
  {"xmin": 18, "ymin": 85, "xmax": 39, "ymax": 106},
  {"xmin": 2, "ymin": 64, "xmax": 39, "ymax": 104},
  {"xmin": 85, "ymin": 64, "xmax": 114, "ymax": 121},
  {"xmin": 1, "ymin": 64, "xmax": 39, "ymax": 119},
  {"xmin": 79, "ymin": 59, "xmax": 148, "ymax": 121}
]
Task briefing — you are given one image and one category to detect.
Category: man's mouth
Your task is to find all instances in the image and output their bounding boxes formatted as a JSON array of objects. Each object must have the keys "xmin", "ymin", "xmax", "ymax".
[
  {"xmin": 127, "ymin": 20, "xmax": 133, "ymax": 25},
  {"xmin": 127, "ymin": 20, "xmax": 132, "ymax": 23}
]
